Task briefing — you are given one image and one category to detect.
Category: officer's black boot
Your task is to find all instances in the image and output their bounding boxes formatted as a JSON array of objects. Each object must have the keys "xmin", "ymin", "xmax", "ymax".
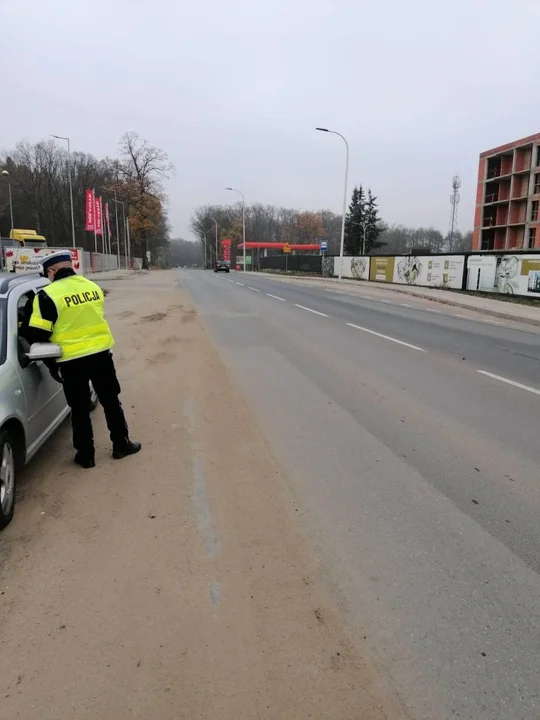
[
  {"xmin": 112, "ymin": 440, "xmax": 142, "ymax": 460},
  {"xmin": 74, "ymin": 452, "xmax": 96, "ymax": 469}
]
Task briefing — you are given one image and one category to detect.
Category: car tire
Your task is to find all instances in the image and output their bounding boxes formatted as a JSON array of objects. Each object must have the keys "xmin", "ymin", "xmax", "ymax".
[
  {"xmin": 226, "ymin": 269, "xmax": 230, "ymax": 273},
  {"xmin": 89, "ymin": 382, "xmax": 99, "ymax": 412},
  {"xmin": 0, "ymin": 429, "xmax": 18, "ymax": 530},
  {"xmin": 214, "ymin": 269, "xmax": 218, "ymax": 273}
]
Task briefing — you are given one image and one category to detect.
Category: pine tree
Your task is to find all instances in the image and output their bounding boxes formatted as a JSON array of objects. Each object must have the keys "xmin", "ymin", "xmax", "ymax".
[
  {"xmin": 344, "ymin": 185, "xmax": 365, "ymax": 255},
  {"xmin": 364, "ymin": 189, "xmax": 384, "ymax": 254}
]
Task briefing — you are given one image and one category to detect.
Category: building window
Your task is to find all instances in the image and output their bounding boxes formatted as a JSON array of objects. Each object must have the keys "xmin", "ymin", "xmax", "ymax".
[
  {"xmin": 532, "ymin": 201, "xmax": 539, "ymax": 222},
  {"xmin": 528, "ymin": 227, "xmax": 537, "ymax": 248},
  {"xmin": 537, "ymin": 146, "xmax": 540, "ymax": 167},
  {"xmin": 481, "ymin": 231, "xmax": 495, "ymax": 251},
  {"xmin": 534, "ymin": 174, "xmax": 540, "ymax": 195}
]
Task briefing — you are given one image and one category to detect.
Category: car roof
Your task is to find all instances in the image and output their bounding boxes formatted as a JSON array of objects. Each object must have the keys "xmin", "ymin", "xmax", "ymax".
[{"xmin": 0, "ymin": 272, "xmax": 43, "ymax": 297}]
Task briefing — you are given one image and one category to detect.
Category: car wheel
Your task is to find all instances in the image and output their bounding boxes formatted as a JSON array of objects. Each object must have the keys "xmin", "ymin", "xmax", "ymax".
[
  {"xmin": 89, "ymin": 382, "xmax": 99, "ymax": 412},
  {"xmin": 214, "ymin": 269, "xmax": 218, "ymax": 273},
  {"xmin": 0, "ymin": 430, "xmax": 17, "ymax": 530}
]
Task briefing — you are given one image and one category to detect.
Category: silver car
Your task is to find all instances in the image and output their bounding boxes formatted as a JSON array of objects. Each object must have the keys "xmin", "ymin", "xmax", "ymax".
[{"xmin": 0, "ymin": 272, "xmax": 97, "ymax": 529}]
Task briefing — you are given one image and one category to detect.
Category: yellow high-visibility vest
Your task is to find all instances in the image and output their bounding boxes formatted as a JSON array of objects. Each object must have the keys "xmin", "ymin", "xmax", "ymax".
[{"xmin": 30, "ymin": 275, "xmax": 114, "ymax": 362}]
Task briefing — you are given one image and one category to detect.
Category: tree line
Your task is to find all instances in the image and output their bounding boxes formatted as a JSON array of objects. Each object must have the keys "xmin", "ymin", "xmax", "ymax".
[
  {"xmin": 190, "ymin": 186, "xmax": 472, "ymax": 264},
  {"xmin": 0, "ymin": 133, "xmax": 172, "ymax": 266},
  {"xmin": 190, "ymin": 203, "xmax": 343, "ymax": 266}
]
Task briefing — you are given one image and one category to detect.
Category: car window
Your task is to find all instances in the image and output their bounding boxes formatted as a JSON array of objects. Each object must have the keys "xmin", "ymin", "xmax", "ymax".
[{"xmin": 17, "ymin": 290, "xmax": 36, "ymax": 364}]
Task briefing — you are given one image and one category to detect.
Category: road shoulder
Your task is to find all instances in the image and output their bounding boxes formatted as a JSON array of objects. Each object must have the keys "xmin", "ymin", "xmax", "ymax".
[{"xmin": 0, "ymin": 272, "xmax": 401, "ymax": 720}]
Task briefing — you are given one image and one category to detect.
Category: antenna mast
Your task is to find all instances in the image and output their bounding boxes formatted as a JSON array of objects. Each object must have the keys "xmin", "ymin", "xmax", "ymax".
[{"xmin": 449, "ymin": 175, "xmax": 461, "ymax": 249}]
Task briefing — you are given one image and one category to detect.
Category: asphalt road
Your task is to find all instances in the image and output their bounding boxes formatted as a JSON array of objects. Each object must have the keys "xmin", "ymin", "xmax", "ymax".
[{"xmin": 179, "ymin": 269, "xmax": 540, "ymax": 720}]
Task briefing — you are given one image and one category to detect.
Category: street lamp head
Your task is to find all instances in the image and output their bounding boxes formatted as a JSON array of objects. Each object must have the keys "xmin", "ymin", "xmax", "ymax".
[
  {"xmin": 316, "ymin": 127, "xmax": 329, "ymax": 132},
  {"xmin": 1, "ymin": 170, "xmax": 9, "ymax": 177},
  {"xmin": 225, "ymin": 187, "xmax": 233, "ymax": 191}
]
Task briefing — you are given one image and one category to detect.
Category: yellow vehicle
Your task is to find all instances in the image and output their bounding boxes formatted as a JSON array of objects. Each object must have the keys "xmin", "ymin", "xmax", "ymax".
[{"xmin": 9, "ymin": 229, "xmax": 47, "ymax": 247}]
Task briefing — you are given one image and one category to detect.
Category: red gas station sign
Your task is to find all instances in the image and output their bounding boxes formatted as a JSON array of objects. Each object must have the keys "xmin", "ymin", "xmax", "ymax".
[{"xmin": 221, "ymin": 238, "xmax": 232, "ymax": 263}]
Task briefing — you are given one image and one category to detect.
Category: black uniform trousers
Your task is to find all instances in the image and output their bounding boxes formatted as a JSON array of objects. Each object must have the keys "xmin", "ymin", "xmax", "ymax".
[{"xmin": 60, "ymin": 350, "xmax": 129, "ymax": 458}]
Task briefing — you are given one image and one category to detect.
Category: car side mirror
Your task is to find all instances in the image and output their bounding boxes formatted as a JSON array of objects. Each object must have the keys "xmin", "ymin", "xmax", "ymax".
[{"xmin": 26, "ymin": 343, "xmax": 63, "ymax": 362}]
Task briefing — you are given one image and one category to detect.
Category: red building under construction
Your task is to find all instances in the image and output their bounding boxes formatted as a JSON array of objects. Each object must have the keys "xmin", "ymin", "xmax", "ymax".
[{"xmin": 473, "ymin": 132, "xmax": 540, "ymax": 252}]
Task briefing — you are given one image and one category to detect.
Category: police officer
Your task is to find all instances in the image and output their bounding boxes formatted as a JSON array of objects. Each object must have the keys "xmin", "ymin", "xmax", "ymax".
[{"xmin": 28, "ymin": 251, "xmax": 141, "ymax": 469}]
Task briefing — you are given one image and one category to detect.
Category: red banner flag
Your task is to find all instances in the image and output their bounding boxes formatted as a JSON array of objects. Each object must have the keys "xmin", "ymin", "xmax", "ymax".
[
  {"xmin": 105, "ymin": 202, "xmax": 112, "ymax": 241},
  {"xmin": 85, "ymin": 190, "xmax": 95, "ymax": 232},
  {"xmin": 95, "ymin": 196, "xmax": 103, "ymax": 236}
]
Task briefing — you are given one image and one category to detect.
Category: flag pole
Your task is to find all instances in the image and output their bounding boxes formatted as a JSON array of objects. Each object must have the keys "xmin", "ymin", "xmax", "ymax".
[{"xmin": 93, "ymin": 189, "xmax": 97, "ymax": 252}]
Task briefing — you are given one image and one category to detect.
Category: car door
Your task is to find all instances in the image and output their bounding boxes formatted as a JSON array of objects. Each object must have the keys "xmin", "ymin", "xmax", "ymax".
[{"xmin": 10, "ymin": 282, "xmax": 67, "ymax": 456}]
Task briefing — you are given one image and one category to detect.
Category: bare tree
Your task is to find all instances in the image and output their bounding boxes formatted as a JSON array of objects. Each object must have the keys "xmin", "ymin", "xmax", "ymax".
[{"xmin": 117, "ymin": 132, "xmax": 174, "ymax": 266}]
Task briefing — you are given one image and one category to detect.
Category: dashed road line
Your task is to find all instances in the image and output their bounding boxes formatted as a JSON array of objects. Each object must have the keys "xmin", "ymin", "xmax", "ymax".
[
  {"xmin": 248, "ymin": 286, "xmax": 261, "ymax": 292},
  {"xmin": 477, "ymin": 370, "xmax": 540, "ymax": 397},
  {"xmin": 235, "ymin": 282, "xmax": 244, "ymax": 286},
  {"xmin": 399, "ymin": 303, "xmax": 413, "ymax": 308},
  {"xmin": 347, "ymin": 323, "xmax": 425, "ymax": 352},
  {"xmin": 227, "ymin": 279, "xmax": 235, "ymax": 283},
  {"xmin": 294, "ymin": 304, "xmax": 328, "ymax": 317},
  {"xmin": 267, "ymin": 293, "xmax": 286, "ymax": 302},
  {"xmin": 426, "ymin": 308, "xmax": 442, "ymax": 314}
]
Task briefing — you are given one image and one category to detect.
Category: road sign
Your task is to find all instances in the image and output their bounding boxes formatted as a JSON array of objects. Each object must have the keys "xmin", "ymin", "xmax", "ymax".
[
  {"xmin": 283, "ymin": 242, "xmax": 292, "ymax": 254},
  {"xmin": 320, "ymin": 241, "xmax": 328, "ymax": 252}
]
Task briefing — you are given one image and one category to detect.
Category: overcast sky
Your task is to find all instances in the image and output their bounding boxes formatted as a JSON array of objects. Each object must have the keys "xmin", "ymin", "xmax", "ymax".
[{"xmin": 4, "ymin": 0, "xmax": 540, "ymax": 240}]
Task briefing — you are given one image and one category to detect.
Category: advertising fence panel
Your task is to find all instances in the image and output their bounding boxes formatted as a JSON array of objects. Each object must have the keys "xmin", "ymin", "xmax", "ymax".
[
  {"xmin": 333, "ymin": 254, "xmax": 465, "ymax": 290},
  {"xmin": 5, "ymin": 247, "xmax": 83, "ymax": 273},
  {"xmin": 466, "ymin": 254, "xmax": 540, "ymax": 297}
]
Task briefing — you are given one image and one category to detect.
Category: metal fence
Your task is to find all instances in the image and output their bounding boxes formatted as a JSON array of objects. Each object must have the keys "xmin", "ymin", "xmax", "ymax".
[
  {"xmin": 259, "ymin": 255, "xmax": 322, "ymax": 273},
  {"xmin": 83, "ymin": 252, "xmax": 143, "ymax": 273}
]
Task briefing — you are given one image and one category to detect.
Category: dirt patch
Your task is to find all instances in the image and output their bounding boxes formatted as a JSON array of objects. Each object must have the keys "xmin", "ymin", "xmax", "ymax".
[
  {"xmin": 147, "ymin": 350, "xmax": 177, "ymax": 364},
  {"xmin": 140, "ymin": 311, "xmax": 167, "ymax": 322}
]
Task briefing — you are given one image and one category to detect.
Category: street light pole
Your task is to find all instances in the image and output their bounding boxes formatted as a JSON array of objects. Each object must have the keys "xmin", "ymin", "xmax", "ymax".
[
  {"xmin": 200, "ymin": 231, "xmax": 207, "ymax": 269},
  {"xmin": 51, "ymin": 135, "xmax": 76, "ymax": 248},
  {"xmin": 362, "ymin": 222, "xmax": 367, "ymax": 256},
  {"xmin": 316, "ymin": 127, "xmax": 349, "ymax": 280},
  {"xmin": 101, "ymin": 186, "xmax": 122, "ymax": 268},
  {"xmin": 1, "ymin": 170, "xmax": 14, "ymax": 236},
  {"xmin": 225, "ymin": 187, "xmax": 246, "ymax": 272},
  {"xmin": 210, "ymin": 217, "xmax": 219, "ymax": 264},
  {"xmin": 114, "ymin": 199, "xmax": 128, "ymax": 269}
]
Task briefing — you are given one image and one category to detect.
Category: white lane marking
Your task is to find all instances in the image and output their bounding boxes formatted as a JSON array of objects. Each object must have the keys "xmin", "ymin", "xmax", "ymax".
[
  {"xmin": 400, "ymin": 302, "xmax": 413, "ymax": 308},
  {"xmin": 294, "ymin": 304, "xmax": 328, "ymax": 317},
  {"xmin": 235, "ymin": 282, "xmax": 244, "ymax": 286},
  {"xmin": 227, "ymin": 279, "xmax": 235, "ymax": 283},
  {"xmin": 360, "ymin": 295, "xmax": 371, "ymax": 300},
  {"xmin": 477, "ymin": 370, "xmax": 540, "ymax": 396},
  {"xmin": 347, "ymin": 323, "xmax": 425, "ymax": 352},
  {"xmin": 454, "ymin": 313, "xmax": 473, "ymax": 319},
  {"xmin": 248, "ymin": 286, "xmax": 261, "ymax": 292},
  {"xmin": 484, "ymin": 319, "xmax": 504, "ymax": 325},
  {"xmin": 378, "ymin": 299, "xmax": 391, "ymax": 304},
  {"xmin": 267, "ymin": 293, "xmax": 285, "ymax": 302},
  {"xmin": 426, "ymin": 308, "xmax": 442, "ymax": 313}
]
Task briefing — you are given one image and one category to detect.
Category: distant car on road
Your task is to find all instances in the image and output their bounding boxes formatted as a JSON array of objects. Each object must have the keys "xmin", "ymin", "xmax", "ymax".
[
  {"xmin": 0, "ymin": 273, "xmax": 97, "ymax": 530},
  {"xmin": 214, "ymin": 260, "xmax": 230, "ymax": 273}
]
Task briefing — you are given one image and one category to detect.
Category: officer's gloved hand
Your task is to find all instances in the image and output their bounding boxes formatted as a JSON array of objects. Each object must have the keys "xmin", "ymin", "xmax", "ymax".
[{"xmin": 48, "ymin": 364, "xmax": 63, "ymax": 384}]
